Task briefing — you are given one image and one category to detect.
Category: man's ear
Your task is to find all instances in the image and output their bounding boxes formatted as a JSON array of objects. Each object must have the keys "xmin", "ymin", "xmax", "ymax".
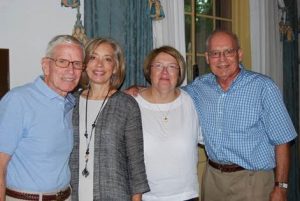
[
  {"xmin": 237, "ymin": 48, "xmax": 243, "ymax": 63},
  {"xmin": 41, "ymin": 57, "xmax": 50, "ymax": 76}
]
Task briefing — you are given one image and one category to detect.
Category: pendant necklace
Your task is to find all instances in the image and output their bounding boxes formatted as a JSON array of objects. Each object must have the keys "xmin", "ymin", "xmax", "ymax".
[
  {"xmin": 155, "ymin": 101, "xmax": 174, "ymax": 137},
  {"xmin": 154, "ymin": 91, "xmax": 178, "ymax": 124},
  {"xmin": 156, "ymin": 103, "xmax": 172, "ymax": 123},
  {"xmin": 82, "ymin": 87, "xmax": 110, "ymax": 178},
  {"xmin": 155, "ymin": 96, "xmax": 176, "ymax": 124}
]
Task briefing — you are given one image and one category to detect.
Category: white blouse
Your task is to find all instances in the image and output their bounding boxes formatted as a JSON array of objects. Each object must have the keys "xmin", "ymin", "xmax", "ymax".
[
  {"xmin": 135, "ymin": 89, "xmax": 203, "ymax": 201},
  {"xmin": 78, "ymin": 96, "xmax": 105, "ymax": 201}
]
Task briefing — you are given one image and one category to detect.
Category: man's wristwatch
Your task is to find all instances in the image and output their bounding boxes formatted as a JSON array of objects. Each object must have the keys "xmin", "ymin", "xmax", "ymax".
[{"xmin": 275, "ymin": 182, "xmax": 288, "ymax": 189}]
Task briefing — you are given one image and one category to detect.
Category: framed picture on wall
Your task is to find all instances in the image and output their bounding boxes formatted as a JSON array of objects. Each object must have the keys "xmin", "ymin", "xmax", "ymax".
[{"xmin": 0, "ymin": 49, "xmax": 9, "ymax": 99}]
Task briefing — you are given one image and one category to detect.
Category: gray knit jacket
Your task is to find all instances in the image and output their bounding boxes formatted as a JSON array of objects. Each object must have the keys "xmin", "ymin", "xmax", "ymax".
[{"xmin": 70, "ymin": 90, "xmax": 149, "ymax": 201}]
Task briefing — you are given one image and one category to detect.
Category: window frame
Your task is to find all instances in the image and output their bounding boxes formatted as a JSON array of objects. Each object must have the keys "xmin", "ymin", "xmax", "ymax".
[{"xmin": 184, "ymin": 0, "xmax": 251, "ymax": 82}]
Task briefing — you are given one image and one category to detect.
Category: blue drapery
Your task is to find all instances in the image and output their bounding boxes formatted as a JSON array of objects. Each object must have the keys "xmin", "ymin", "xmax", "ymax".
[
  {"xmin": 284, "ymin": 41, "xmax": 300, "ymax": 201},
  {"xmin": 282, "ymin": 1, "xmax": 299, "ymax": 201},
  {"xmin": 84, "ymin": 0, "xmax": 153, "ymax": 89}
]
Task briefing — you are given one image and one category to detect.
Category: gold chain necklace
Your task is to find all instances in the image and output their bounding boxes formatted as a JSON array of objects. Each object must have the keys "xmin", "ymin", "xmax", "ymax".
[{"xmin": 152, "ymin": 89, "xmax": 179, "ymax": 123}]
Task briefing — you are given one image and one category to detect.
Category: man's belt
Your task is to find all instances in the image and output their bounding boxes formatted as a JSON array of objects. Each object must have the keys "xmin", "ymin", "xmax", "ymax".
[
  {"xmin": 6, "ymin": 186, "xmax": 71, "ymax": 201},
  {"xmin": 208, "ymin": 159, "xmax": 245, "ymax": 172}
]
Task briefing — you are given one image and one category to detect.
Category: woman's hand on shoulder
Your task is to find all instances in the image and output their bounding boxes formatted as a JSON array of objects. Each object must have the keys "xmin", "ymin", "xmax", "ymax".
[{"xmin": 124, "ymin": 85, "xmax": 145, "ymax": 97}]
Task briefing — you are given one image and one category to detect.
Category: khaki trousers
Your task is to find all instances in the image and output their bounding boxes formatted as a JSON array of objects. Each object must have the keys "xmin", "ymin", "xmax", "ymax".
[{"xmin": 201, "ymin": 163, "xmax": 274, "ymax": 201}]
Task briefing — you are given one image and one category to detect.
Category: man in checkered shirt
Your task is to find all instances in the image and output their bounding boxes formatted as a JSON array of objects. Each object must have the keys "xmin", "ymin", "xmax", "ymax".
[{"xmin": 185, "ymin": 30, "xmax": 297, "ymax": 201}]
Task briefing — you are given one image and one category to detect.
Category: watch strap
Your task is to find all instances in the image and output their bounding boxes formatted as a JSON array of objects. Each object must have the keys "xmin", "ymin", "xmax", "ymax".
[{"xmin": 275, "ymin": 182, "xmax": 288, "ymax": 189}]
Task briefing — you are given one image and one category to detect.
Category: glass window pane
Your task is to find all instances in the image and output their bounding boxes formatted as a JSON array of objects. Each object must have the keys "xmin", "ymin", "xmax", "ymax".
[
  {"xmin": 185, "ymin": 0, "xmax": 233, "ymax": 83},
  {"xmin": 216, "ymin": 0, "xmax": 232, "ymax": 18},
  {"xmin": 186, "ymin": 55, "xmax": 193, "ymax": 82},
  {"xmin": 185, "ymin": 15, "xmax": 192, "ymax": 54},
  {"xmin": 196, "ymin": 17, "xmax": 213, "ymax": 53},
  {"xmin": 184, "ymin": 0, "xmax": 192, "ymax": 12},
  {"xmin": 196, "ymin": 0, "xmax": 213, "ymax": 15},
  {"xmin": 216, "ymin": 20, "xmax": 232, "ymax": 31},
  {"xmin": 197, "ymin": 56, "xmax": 210, "ymax": 76}
]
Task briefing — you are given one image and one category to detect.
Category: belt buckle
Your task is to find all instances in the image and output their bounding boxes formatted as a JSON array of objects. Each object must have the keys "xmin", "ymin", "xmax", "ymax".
[{"xmin": 56, "ymin": 190, "xmax": 65, "ymax": 201}]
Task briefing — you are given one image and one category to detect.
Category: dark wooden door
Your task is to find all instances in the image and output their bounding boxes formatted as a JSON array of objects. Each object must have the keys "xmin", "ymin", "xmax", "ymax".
[{"xmin": 0, "ymin": 49, "xmax": 9, "ymax": 99}]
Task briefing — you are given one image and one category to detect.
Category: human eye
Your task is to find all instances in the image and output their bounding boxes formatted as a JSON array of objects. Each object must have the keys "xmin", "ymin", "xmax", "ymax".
[
  {"xmin": 73, "ymin": 61, "xmax": 83, "ymax": 69},
  {"xmin": 152, "ymin": 63, "xmax": 162, "ymax": 68},
  {"xmin": 224, "ymin": 49, "xmax": 236, "ymax": 57},
  {"xmin": 209, "ymin": 51, "xmax": 220, "ymax": 58},
  {"xmin": 89, "ymin": 55, "xmax": 97, "ymax": 60},
  {"xmin": 168, "ymin": 64, "xmax": 178, "ymax": 69},
  {"xmin": 56, "ymin": 59, "xmax": 69, "ymax": 67},
  {"xmin": 104, "ymin": 56, "xmax": 113, "ymax": 63}
]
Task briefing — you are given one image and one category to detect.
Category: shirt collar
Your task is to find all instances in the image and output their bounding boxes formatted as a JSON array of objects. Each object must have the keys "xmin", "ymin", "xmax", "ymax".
[
  {"xmin": 232, "ymin": 64, "xmax": 245, "ymax": 84},
  {"xmin": 210, "ymin": 64, "xmax": 245, "ymax": 91},
  {"xmin": 34, "ymin": 76, "xmax": 75, "ymax": 106}
]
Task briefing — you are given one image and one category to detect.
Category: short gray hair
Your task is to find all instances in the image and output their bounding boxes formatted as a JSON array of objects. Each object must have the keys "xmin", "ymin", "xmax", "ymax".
[{"xmin": 45, "ymin": 35, "xmax": 85, "ymax": 58}]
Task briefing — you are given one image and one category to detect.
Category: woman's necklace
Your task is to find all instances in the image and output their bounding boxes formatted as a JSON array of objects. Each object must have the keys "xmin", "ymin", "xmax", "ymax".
[
  {"xmin": 154, "ymin": 100, "xmax": 176, "ymax": 136},
  {"xmin": 153, "ymin": 90, "xmax": 178, "ymax": 124},
  {"xmin": 156, "ymin": 103, "xmax": 172, "ymax": 123},
  {"xmin": 81, "ymin": 87, "xmax": 110, "ymax": 178}
]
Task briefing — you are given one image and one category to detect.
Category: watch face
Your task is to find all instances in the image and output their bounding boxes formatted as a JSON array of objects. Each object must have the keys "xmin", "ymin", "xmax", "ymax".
[
  {"xmin": 277, "ymin": 182, "xmax": 288, "ymax": 189},
  {"xmin": 280, "ymin": 183, "xmax": 288, "ymax": 189}
]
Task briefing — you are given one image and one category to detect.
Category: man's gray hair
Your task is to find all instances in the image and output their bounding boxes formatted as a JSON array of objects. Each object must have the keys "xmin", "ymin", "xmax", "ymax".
[{"xmin": 45, "ymin": 35, "xmax": 85, "ymax": 58}]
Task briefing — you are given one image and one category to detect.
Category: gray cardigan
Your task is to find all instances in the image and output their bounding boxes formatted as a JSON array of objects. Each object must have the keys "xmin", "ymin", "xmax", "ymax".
[{"xmin": 70, "ymin": 90, "xmax": 149, "ymax": 201}]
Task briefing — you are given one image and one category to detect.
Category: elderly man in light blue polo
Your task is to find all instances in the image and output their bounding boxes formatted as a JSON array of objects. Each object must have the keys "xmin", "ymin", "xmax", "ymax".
[{"xmin": 0, "ymin": 35, "xmax": 85, "ymax": 201}]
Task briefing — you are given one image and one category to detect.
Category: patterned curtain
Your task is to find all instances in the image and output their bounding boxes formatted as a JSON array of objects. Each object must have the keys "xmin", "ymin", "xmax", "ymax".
[
  {"xmin": 84, "ymin": 0, "xmax": 153, "ymax": 89},
  {"xmin": 280, "ymin": 0, "xmax": 300, "ymax": 200}
]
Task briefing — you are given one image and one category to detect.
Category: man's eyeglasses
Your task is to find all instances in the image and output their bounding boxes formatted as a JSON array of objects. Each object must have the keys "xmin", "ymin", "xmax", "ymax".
[
  {"xmin": 47, "ymin": 57, "xmax": 85, "ymax": 70},
  {"xmin": 150, "ymin": 62, "xmax": 180, "ymax": 73},
  {"xmin": 207, "ymin": 48, "xmax": 238, "ymax": 58}
]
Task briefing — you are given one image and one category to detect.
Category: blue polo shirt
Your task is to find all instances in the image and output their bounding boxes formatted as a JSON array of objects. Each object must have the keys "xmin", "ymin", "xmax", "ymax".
[
  {"xmin": 0, "ymin": 76, "xmax": 74, "ymax": 192},
  {"xmin": 184, "ymin": 67, "xmax": 297, "ymax": 170}
]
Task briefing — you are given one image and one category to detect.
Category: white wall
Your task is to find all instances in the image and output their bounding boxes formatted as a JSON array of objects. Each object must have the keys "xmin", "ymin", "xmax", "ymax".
[{"xmin": 0, "ymin": 0, "xmax": 83, "ymax": 88}]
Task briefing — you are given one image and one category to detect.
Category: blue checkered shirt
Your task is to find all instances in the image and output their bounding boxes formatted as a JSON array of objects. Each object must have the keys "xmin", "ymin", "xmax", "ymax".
[{"xmin": 184, "ymin": 67, "xmax": 297, "ymax": 170}]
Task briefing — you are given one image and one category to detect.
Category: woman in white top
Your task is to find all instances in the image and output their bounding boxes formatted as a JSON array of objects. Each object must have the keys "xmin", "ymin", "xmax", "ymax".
[{"xmin": 135, "ymin": 46, "xmax": 203, "ymax": 201}]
